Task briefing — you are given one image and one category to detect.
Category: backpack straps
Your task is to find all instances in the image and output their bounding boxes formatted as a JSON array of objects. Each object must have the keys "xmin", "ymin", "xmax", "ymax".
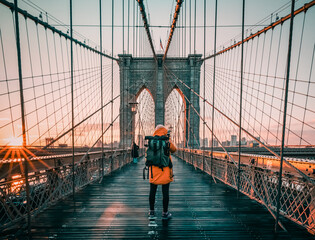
[
  {"xmin": 143, "ymin": 167, "xmax": 146, "ymax": 180},
  {"xmin": 143, "ymin": 166, "xmax": 151, "ymax": 180},
  {"xmin": 147, "ymin": 167, "xmax": 150, "ymax": 179}
]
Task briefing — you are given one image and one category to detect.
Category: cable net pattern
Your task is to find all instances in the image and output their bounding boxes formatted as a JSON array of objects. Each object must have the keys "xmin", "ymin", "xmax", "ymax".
[
  {"xmin": 177, "ymin": 150, "xmax": 315, "ymax": 234},
  {"xmin": 0, "ymin": 0, "xmax": 125, "ymax": 231}
]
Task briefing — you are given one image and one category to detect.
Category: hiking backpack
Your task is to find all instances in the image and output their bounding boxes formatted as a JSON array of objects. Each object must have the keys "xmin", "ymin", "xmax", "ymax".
[{"xmin": 144, "ymin": 135, "xmax": 172, "ymax": 169}]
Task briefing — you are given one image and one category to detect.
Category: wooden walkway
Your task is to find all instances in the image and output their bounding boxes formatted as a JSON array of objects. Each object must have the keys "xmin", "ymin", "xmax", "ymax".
[{"xmin": 23, "ymin": 157, "xmax": 312, "ymax": 239}]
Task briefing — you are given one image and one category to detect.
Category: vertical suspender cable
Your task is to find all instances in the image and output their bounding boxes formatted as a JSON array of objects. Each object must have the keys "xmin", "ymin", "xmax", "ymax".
[
  {"xmin": 100, "ymin": 0, "xmax": 104, "ymax": 177},
  {"xmin": 194, "ymin": 0, "xmax": 196, "ymax": 54},
  {"xmin": 133, "ymin": 0, "xmax": 135, "ymax": 55},
  {"xmin": 181, "ymin": 9, "xmax": 183, "ymax": 57},
  {"xmin": 287, "ymin": 13, "xmax": 305, "ymax": 145},
  {"xmin": 111, "ymin": 0, "xmax": 114, "ymax": 153},
  {"xmin": 184, "ymin": 0, "xmax": 186, "ymax": 56},
  {"xmin": 211, "ymin": 0, "xmax": 217, "ymax": 177},
  {"xmin": 1, "ymin": 29, "xmax": 16, "ymax": 137},
  {"xmin": 275, "ymin": 0, "xmax": 295, "ymax": 232},
  {"xmin": 192, "ymin": 0, "xmax": 196, "ymax": 149},
  {"xmin": 45, "ymin": 29, "xmax": 58, "ymax": 138},
  {"xmin": 36, "ymin": 25, "xmax": 50, "ymax": 143},
  {"xmin": 237, "ymin": 0, "xmax": 245, "ymax": 198},
  {"xmin": 70, "ymin": 0, "xmax": 75, "ymax": 201},
  {"xmin": 128, "ymin": 0, "xmax": 130, "ymax": 53},
  {"xmin": 136, "ymin": 4, "xmax": 138, "ymax": 56},
  {"xmin": 139, "ymin": 6, "xmax": 141, "ymax": 56},
  {"xmin": 123, "ymin": 0, "xmax": 124, "ymax": 54},
  {"xmin": 203, "ymin": 0, "xmax": 206, "ymax": 170},
  {"xmin": 122, "ymin": 0, "xmax": 125, "ymax": 150},
  {"xmin": 14, "ymin": 0, "xmax": 30, "ymax": 233},
  {"xmin": 189, "ymin": 0, "xmax": 191, "ymax": 54},
  {"xmin": 300, "ymin": 44, "xmax": 315, "ymax": 145}
]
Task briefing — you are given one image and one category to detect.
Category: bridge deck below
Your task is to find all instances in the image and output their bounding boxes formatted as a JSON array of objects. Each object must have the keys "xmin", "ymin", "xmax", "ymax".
[{"xmin": 25, "ymin": 157, "xmax": 311, "ymax": 239}]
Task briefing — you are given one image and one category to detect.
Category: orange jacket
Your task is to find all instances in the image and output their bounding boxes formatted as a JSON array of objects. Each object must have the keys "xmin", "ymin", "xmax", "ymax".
[{"xmin": 149, "ymin": 127, "xmax": 177, "ymax": 185}]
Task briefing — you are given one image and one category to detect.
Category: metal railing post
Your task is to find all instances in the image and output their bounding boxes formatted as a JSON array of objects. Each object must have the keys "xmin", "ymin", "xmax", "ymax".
[{"xmin": 275, "ymin": 0, "xmax": 295, "ymax": 232}]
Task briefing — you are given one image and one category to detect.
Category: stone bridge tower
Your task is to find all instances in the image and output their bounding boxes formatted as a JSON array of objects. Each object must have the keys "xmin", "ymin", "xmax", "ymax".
[{"xmin": 118, "ymin": 54, "xmax": 202, "ymax": 149}]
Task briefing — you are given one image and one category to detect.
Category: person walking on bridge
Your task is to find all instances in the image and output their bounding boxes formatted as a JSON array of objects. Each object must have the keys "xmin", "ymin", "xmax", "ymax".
[
  {"xmin": 131, "ymin": 141, "xmax": 139, "ymax": 163},
  {"xmin": 147, "ymin": 125, "xmax": 177, "ymax": 220}
]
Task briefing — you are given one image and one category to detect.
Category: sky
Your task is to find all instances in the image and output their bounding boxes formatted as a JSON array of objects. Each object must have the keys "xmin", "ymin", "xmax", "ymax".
[
  {"xmin": 3, "ymin": 0, "xmax": 310, "ymax": 56},
  {"xmin": 0, "ymin": 0, "xmax": 314, "ymax": 147}
]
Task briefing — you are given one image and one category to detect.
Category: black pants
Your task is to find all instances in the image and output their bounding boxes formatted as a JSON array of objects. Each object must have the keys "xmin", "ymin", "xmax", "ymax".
[{"xmin": 149, "ymin": 183, "xmax": 170, "ymax": 212}]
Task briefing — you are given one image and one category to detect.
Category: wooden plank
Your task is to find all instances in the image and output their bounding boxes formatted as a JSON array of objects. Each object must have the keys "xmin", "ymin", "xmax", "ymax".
[{"xmin": 9, "ymin": 156, "xmax": 314, "ymax": 239}]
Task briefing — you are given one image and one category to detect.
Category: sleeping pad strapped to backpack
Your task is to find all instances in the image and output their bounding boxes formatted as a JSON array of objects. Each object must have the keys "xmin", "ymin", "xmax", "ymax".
[{"xmin": 143, "ymin": 136, "xmax": 172, "ymax": 179}]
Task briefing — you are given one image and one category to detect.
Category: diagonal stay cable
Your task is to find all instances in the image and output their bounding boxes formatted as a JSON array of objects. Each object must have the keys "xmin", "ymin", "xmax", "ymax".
[
  {"xmin": 29, "ymin": 83, "xmax": 133, "ymax": 155},
  {"xmin": 42, "ymin": 113, "xmax": 121, "ymax": 205},
  {"xmin": 200, "ymin": 0, "xmax": 315, "ymax": 62},
  {"xmin": 0, "ymin": 0, "xmax": 118, "ymax": 61},
  {"xmin": 165, "ymin": 67, "xmax": 287, "ymax": 231},
  {"xmin": 164, "ymin": 65, "xmax": 315, "ymax": 186}
]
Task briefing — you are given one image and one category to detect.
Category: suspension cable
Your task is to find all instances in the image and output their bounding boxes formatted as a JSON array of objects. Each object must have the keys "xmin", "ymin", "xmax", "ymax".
[
  {"xmin": 164, "ymin": 65, "xmax": 315, "ymax": 185},
  {"xmin": 136, "ymin": 0, "xmax": 156, "ymax": 61},
  {"xmin": 0, "ymin": 0, "xmax": 118, "ymax": 61},
  {"xmin": 163, "ymin": 0, "xmax": 184, "ymax": 61},
  {"xmin": 165, "ymin": 68, "xmax": 287, "ymax": 231},
  {"xmin": 200, "ymin": 0, "xmax": 315, "ymax": 62}
]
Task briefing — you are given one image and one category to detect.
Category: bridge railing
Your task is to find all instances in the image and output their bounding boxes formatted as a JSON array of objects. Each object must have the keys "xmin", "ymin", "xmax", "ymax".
[
  {"xmin": 0, "ymin": 149, "xmax": 132, "ymax": 231},
  {"xmin": 175, "ymin": 149, "xmax": 315, "ymax": 234}
]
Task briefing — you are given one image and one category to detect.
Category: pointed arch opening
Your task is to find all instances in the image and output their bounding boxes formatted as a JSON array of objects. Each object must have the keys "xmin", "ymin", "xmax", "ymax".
[
  {"xmin": 135, "ymin": 87, "xmax": 155, "ymax": 148},
  {"xmin": 164, "ymin": 86, "xmax": 186, "ymax": 148}
]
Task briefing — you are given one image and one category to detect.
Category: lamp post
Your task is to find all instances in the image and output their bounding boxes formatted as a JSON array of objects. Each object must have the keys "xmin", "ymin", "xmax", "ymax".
[{"xmin": 129, "ymin": 101, "xmax": 138, "ymax": 145}]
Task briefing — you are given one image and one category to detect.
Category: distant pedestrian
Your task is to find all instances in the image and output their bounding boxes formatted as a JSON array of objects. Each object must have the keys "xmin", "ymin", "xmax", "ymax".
[{"xmin": 131, "ymin": 142, "xmax": 139, "ymax": 163}]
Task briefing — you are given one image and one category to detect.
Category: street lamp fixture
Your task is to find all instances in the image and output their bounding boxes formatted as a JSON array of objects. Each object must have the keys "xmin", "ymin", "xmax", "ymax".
[{"xmin": 129, "ymin": 101, "xmax": 138, "ymax": 113}]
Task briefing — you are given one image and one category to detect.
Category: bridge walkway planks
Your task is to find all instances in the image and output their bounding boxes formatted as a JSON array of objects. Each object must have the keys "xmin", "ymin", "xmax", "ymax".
[{"xmin": 21, "ymin": 156, "xmax": 313, "ymax": 239}]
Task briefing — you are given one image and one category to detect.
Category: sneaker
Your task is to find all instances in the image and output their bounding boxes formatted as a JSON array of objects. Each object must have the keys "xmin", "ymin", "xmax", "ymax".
[
  {"xmin": 162, "ymin": 212, "xmax": 172, "ymax": 220},
  {"xmin": 148, "ymin": 210, "xmax": 156, "ymax": 220}
]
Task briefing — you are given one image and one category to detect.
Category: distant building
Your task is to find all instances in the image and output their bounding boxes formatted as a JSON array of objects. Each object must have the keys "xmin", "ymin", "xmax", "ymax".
[
  {"xmin": 210, "ymin": 139, "xmax": 218, "ymax": 147},
  {"xmin": 204, "ymin": 138, "xmax": 208, "ymax": 148},
  {"xmin": 222, "ymin": 141, "xmax": 230, "ymax": 147},
  {"xmin": 231, "ymin": 135, "xmax": 237, "ymax": 146},
  {"xmin": 201, "ymin": 138, "xmax": 208, "ymax": 148}
]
